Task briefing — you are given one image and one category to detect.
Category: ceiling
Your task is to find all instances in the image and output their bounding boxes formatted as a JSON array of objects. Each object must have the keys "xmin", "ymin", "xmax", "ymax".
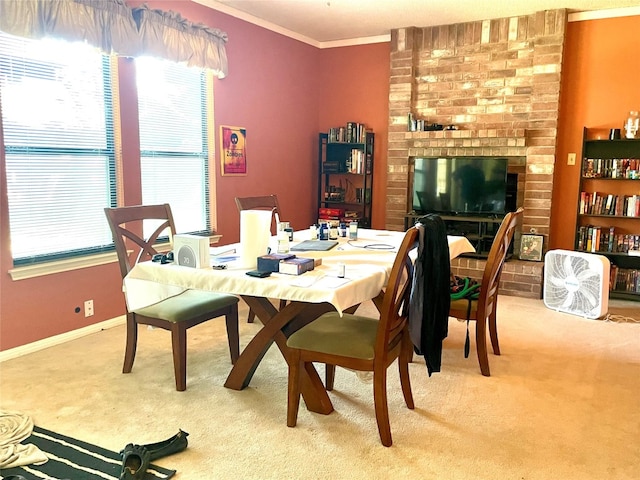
[{"xmin": 196, "ymin": 0, "xmax": 640, "ymax": 46}]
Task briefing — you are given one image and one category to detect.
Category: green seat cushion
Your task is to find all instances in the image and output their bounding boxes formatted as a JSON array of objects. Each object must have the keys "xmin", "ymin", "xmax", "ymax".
[
  {"xmin": 133, "ymin": 290, "xmax": 238, "ymax": 323},
  {"xmin": 450, "ymin": 298, "xmax": 478, "ymax": 316},
  {"xmin": 286, "ymin": 312, "xmax": 379, "ymax": 360}
]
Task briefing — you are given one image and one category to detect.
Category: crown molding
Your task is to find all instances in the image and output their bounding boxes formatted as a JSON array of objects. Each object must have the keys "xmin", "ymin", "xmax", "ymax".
[
  {"xmin": 318, "ymin": 34, "xmax": 391, "ymax": 49},
  {"xmin": 196, "ymin": 1, "xmax": 640, "ymax": 49},
  {"xmin": 568, "ymin": 6, "xmax": 640, "ymax": 22}
]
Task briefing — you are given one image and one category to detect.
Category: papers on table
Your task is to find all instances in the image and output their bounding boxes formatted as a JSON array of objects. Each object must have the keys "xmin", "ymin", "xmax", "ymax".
[
  {"xmin": 287, "ymin": 273, "xmax": 351, "ymax": 289},
  {"xmin": 210, "ymin": 246, "xmax": 239, "ymax": 265}
]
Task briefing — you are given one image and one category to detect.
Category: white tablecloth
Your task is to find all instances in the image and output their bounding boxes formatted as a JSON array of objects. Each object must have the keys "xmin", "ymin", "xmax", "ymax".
[{"xmin": 123, "ymin": 229, "xmax": 474, "ymax": 315}]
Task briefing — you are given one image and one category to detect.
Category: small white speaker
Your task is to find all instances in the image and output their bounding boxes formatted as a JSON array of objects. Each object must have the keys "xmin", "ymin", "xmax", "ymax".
[{"xmin": 173, "ymin": 234, "xmax": 210, "ymax": 269}]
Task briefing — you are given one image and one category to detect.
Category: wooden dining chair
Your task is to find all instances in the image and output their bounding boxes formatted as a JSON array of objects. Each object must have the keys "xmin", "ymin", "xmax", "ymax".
[
  {"xmin": 285, "ymin": 226, "xmax": 420, "ymax": 447},
  {"xmin": 449, "ymin": 207, "xmax": 524, "ymax": 376},
  {"xmin": 234, "ymin": 194, "xmax": 284, "ymax": 323},
  {"xmin": 104, "ymin": 203, "xmax": 240, "ymax": 391}
]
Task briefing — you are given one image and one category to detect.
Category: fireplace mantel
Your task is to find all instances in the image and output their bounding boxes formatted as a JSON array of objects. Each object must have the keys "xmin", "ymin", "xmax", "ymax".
[
  {"xmin": 405, "ymin": 128, "xmax": 526, "ymax": 141},
  {"xmin": 406, "ymin": 129, "xmax": 527, "ymax": 157}
]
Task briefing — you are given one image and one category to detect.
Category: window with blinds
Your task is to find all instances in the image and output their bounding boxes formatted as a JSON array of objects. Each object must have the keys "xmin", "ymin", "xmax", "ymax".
[
  {"xmin": 0, "ymin": 31, "xmax": 116, "ymax": 265},
  {"xmin": 135, "ymin": 57, "xmax": 210, "ymax": 237}
]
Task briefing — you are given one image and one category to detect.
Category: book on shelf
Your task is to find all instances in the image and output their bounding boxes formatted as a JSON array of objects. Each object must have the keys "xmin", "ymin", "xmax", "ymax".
[
  {"xmin": 608, "ymin": 226, "xmax": 615, "ymax": 252},
  {"xmin": 626, "ymin": 194, "xmax": 639, "ymax": 217},
  {"xmin": 610, "ymin": 264, "xmax": 618, "ymax": 291},
  {"xmin": 592, "ymin": 226, "xmax": 600, "ymax": 252},
  {"xmin": 604, "ymin": 194, "xmax": 614, "ymax": 215},
  {"xmin": 615, "ymin": 195, "xmax": 624, "ymax": 216}
]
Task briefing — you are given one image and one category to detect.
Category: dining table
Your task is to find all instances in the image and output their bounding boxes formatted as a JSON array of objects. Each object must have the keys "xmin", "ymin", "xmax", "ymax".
[{"xmin": 123, "ymin": 228, "xmax": 475, "ymax": 414}]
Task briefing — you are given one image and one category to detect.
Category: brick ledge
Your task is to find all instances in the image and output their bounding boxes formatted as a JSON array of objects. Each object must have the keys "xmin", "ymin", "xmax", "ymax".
[
  {"xmin": 404, "ymin": 128, "xmax": 527, "ymax": 140},
  {"xmin": 451, "ymin": 257, "xmax": 543, "ymax": 300}
]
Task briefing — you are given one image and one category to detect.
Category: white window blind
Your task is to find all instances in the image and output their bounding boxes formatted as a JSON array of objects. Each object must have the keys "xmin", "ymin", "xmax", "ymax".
[
  {"xmin": 135, "ymin": 57, "xmax": 210, "ymax": 236},
  {"xmin": 0, "ymin": 31, "xmax": 115, "ymax": 264}
]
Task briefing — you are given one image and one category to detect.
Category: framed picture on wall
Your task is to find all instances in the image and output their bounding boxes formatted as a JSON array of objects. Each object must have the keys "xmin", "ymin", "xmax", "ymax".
[
  {"xmin": 520, "ymin": 234, "xmax": 543, "ymax": 262},
  {"xmin": 220, "ymin": 125, "xmax": 247, "ymax": 176}
]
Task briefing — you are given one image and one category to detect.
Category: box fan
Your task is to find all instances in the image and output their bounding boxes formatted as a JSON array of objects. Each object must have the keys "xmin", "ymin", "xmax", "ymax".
[{"xmin": 543, "ymin": 249, "xmax": 610, "ymax": 319}]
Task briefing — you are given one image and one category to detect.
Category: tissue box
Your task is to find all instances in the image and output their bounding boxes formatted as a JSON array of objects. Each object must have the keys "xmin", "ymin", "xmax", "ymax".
[
  {"xmin": 174, "ymin": 234, "xmax": 210, "ymax": 268},
  {"xmin": 279, "ymin": 257, "xmax": 315, "ymax": 275},
  {"xmin": 257, "ymin": 253, "xmax": 295, "ymax": 272}
]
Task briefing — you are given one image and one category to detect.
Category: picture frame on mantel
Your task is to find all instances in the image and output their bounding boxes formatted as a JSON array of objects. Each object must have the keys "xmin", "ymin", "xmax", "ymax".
[
  {"xmin": 520, "ymin": 234, "xmax": 543, "ymax": 262},
  {"xmin": 220, "ymin": 125, "xmax": 247, "ymax": 176}
]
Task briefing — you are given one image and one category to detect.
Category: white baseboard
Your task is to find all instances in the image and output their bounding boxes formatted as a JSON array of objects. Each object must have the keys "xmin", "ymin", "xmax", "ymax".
[{"xmin": 0, "ymin": 316, "xmax": 126, "ymax": 363}]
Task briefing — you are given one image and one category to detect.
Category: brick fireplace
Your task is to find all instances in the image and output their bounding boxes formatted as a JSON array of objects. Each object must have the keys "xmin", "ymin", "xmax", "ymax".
[{"xmin": 386, "ymin": 9, "xmax": 568, "ymax": 298}]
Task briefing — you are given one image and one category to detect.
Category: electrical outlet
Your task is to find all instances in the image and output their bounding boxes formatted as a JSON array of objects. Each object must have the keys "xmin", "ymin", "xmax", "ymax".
[
  {"xmin": 84, "ymin": 299, "xmax": 94, "ymax": 317},
  {"xmin": 567, "ymin": 153, "xmax": 576, "ymax": 165}
]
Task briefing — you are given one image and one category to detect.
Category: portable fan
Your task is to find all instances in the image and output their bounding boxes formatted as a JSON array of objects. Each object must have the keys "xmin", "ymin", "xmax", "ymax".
[{"xmin": 543, "ymin": 249, "xmax": 610, "ymax": 319}]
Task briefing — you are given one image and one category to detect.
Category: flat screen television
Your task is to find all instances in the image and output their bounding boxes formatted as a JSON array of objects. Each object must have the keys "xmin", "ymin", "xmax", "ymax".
[{"xmin": 411, "ymin": 156, "xmax": 518, "ymax": 216}]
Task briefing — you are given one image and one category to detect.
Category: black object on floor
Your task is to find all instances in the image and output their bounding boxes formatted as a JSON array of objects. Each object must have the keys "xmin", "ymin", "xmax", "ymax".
[
  {"xmin": 0, "ymin": 426, "xmax": 175, "ymax": 480},
  {"xmin": 141, "ymin": 430, "xmax": 189, "ymax": 461},
  {"xmin": 120, "ymin": 443, "xmax": 151, "ymax": 479}
]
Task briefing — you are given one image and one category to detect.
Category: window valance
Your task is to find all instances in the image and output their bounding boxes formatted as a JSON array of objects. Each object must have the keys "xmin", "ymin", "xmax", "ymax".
[
  {"xmin": 0, "ymin": 0, "xmax": 228, "ymax": 77},
  {"xmin": 133, "ymin": 5, "xmax": 228, "ymax": 78}
]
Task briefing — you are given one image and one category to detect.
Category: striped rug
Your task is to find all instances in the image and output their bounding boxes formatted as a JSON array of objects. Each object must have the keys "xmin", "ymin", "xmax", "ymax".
[{"xmin": 0, "ymin": 426, "xmax": 175, "ymax": 480}]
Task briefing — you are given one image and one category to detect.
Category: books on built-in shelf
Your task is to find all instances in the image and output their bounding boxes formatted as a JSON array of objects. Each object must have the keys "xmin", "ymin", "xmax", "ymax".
[
  {"xmin": 579, "ymin": 192, "xmax": 640, "ymax": 217},
  {"xmin": 610, "ymin": 265, "xmax": 640, "ymax": 293},
  {"xmin": 582, "ymin": 158, "xmax": 640, "ymax": 179},
  {"xmin": 576, "ymin": 225, "xmax": 640, "ymax": 254}
]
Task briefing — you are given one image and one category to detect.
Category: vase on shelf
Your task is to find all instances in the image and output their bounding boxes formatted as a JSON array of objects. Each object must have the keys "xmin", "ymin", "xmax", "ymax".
[{"xmin": 623, "ymin": 110, "xmax": 639, "ymax": 139}]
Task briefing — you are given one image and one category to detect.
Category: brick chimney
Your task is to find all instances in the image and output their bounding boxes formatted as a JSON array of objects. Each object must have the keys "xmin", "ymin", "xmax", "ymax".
[{"xmin": 387, "ymin": 10, "xmax": 568, "ymax": 298}]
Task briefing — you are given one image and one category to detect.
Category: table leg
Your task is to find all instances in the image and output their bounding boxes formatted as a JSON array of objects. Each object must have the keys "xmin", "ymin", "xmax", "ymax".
[{"xmin": 224, "ymin": 297, "xmax": 335, "ymax": 414}]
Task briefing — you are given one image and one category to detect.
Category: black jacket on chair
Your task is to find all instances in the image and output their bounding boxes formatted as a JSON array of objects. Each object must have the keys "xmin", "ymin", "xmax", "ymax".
[{"xmin": 408, "ymin": 214, "xmax": 451, "ymax": 376}]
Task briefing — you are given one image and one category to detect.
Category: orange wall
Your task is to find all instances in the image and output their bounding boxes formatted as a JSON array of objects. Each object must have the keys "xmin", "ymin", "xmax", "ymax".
[
  {"xmin": 552, "ymin": 15, "xmax": 640, "ymax": 249},
  {"xmin": 317, "ymin": 43, "xmax": 391, "ymax": 228},
  {"xmin": 1, "ymin": 7, "xmax": 639, "ymax": 351}
]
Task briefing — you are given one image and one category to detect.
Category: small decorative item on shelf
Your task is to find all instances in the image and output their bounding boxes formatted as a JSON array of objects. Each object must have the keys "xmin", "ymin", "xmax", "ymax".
[
  {"xmin": 407, "ymin": 112, "xmax": 416, "ymax": 132},
  {"xmin": 623, "ymin": 110, "xmax": 639, "ymax": 139},
  {"xmin": 520, "ymin": 234, "xmax": 543, "ymax": 261},
  {"xmin": 407, "ymin": 112, "xmax": 456, "ymax": 132}
]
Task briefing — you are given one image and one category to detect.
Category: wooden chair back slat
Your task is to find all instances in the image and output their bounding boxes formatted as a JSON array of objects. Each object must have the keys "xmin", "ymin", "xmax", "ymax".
[
  {"xmin": 477, "ymin": 207, "xmax": 524, "ymax": 319},
  {"xmin": 375, "ymin": 227, "xmax": 419, "ymax": 360},
  {"xmin": 104, "ymin": 204, "xmax": 176, "ymax": 279}
]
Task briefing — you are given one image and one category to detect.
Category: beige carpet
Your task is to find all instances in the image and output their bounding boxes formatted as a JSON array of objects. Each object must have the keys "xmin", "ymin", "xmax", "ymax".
[{"xmin": 0, "ymin": 296, "xmax": 638, "ymax": 479}]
